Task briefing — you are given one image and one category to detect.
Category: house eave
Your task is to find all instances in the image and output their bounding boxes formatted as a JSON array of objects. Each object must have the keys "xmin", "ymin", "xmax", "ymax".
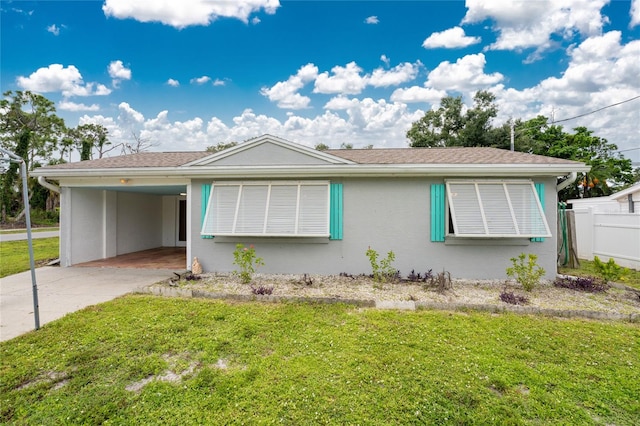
[{"xmin": 32, "ymin": 163, "xmax": 590, "ymax": 180}]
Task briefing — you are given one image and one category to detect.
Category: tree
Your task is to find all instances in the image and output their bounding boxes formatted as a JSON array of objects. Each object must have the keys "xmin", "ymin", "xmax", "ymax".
[
  {"xmin": 314, "ymin": 143, "xmax": 329, "ymax": 151},
  {"xmin": 516, "ymin": 116, "xmax": 634, "ymax": 200},
  {"xmin": 0, "ymin": 91, "xmax": 65, "ymax": 220},
  {"xmin": 122, "ymin": 131, "xmax": 157, "ymax": 154},
  {"xmin": 206, "ymin": 141, "xmax": 238, "ymax": 152},
  {"xmin": 63, "ymin": 124, "xmax": 110, "ymax": 161},
  {"xmin": 340, "ymin": 143, "xmax": 353, "ymax": 149},
  {"xmin": 407, "ymin": 90, "xmax": 497, "ymax": 147}
]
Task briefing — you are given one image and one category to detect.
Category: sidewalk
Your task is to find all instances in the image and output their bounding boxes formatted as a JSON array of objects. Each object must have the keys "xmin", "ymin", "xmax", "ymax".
[
  {"xmin": 0, "ymin": 230, "xmax": 59, "ymax": 242},
  {"xmin": 0, "ymin": 266, "xmax": 175, "ymax": 342}
]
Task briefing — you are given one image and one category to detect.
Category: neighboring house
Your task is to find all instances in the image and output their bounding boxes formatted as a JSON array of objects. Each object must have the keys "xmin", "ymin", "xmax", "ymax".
[
  {"xmin": 32, "ymin": 134, "xmax": 588, "ymax": 280},
  {"xmin": 568, "ymin": 182, "xmax": 640, "ymax": 213}
]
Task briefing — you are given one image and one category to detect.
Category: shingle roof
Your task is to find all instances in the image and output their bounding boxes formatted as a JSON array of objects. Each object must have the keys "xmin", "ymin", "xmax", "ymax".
[
  {"xmin": 36, "ymin": 146, "xmax": 582, "ymax": 171},
  {"xmin": 326, "ymin": 147, "xmax": 582, "ymax": 165},
  {"xmin": 39, "ymin": 151, "xmax": 211, "ymax": 169}
]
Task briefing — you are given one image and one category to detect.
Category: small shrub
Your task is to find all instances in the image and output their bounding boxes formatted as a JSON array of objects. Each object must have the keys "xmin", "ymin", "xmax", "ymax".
[
  {"xmin": 500, "ymin": 291, "xmax": 529, "ymax": 305},
  {"xmin": 424, "ymin": 270, "xmax": 453, "ymax": 293},
  {"xmin": 553, "ymin": 275, "xmax": 609, "ymax": 293},
  {"xmin": 250, "ymin": 285, "xmax": 274, "ymax": 295},
  {"xmin": 592, "ymin": 256, "xmax": 629, "ymax": 283},
  {"xmin": 233, "ymin": 244, "xmax": 265, "ymax": 284},
  {"xmin": 366, "ymin": 247, "xmax": 398, "ymax": 283},
  {"xmin": 506, "ymin": 253, "xmax": 545, "ymax": 292},
  {"xmin": 406, "ymin": 269, "xmax": 434, "ymax": 283}
]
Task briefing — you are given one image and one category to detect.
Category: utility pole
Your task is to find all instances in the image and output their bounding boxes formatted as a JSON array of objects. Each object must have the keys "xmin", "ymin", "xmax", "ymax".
[{"xmin": 510, "ymin": 119, "xmax": 515, "ymax": 151}]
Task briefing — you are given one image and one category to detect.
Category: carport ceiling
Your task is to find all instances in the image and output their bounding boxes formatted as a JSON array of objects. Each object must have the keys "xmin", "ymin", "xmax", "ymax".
[{"xmin": 97, "ymin": 185, "xmax": 187, "ymax": 195}]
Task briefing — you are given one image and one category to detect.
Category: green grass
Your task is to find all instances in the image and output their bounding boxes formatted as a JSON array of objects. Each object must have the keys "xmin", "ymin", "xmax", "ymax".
[
  {"xmin": 1, "ymin": 295, "xmax": 638, "ymax": 424},
  {"xmin": 0, "ymin": 237, "xmax": 59, "ymax": 278},
  {"xmin": 560, "ymin": 259, "xmax": 640, "ymax": 290}
]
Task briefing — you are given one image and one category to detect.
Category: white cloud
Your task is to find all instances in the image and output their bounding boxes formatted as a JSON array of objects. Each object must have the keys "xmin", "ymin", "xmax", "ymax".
[
  {"xmin": 368, "ymin": 62, "xmax": 421, "ymax": 88},
  {"xmin": 251, "ymin": 16, "xmax": 261, "ymax": 25},
  {"xmin": 422, "ymin": 26, "xmax": 481, "ymax": 49},
  {"xmin": 102, "ymin": 0, "xmax": 280, "ymax": 28},
  {"xmin": 462, "ymin": 0, "xmax": 609, "ymax": 56},
  {"xmin": 108, "ymin": 60, "xmax": 132, "ymax": 87},
  {"xmin": 631, "ymin": 0, "xmax": 640, "ymax": 28},
  {"xmin": 58, "ymin": 101, "xmax": 100, "ymax": 112},
  {"xmin": 390, "ymin": 86, "xmax": 447, "ymax": 104},
  {"xmin": 426, "ymin": 53, "xmax": 504, "ymax": 93},
  {"xmin": 212, "ymin": 78, "xmax": 226, "ymax": 86},
  {"xmin": 167, "ymin": 78, "xmax": 180, "ymax": 87},
  {"xmin": 16, "ymin": 64, "xmax": 112, "ymax": 97},
  {"xmin": 46, "ymin": 24, "xmax": 61, "ymax": 35},
  {"xmin": 118, "ymin": 102, "xmax": 145, "ymax": 125},
  {"xmin": 260, "ymin": 63, "xmax": 319, "ymax": 109},
  {"xmin": 314, "ymin": 62, "xmax": 368, "ymax": 95},
  {"xmin": 365, "ymin": 16, "xmax": 379, "ymax": 24},
  {"xmin": 191, "ymin": 76, "xmax": 211, "ymax": 85},
  {"xmin": 380, "ymin": 55, "xmax": 390, "ymax": 66}
]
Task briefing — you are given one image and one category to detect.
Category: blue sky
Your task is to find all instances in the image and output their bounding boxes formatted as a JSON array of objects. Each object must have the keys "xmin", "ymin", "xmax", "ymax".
[{"xmin": 2, "ymin": 0, "xmax": 639, "ymax": 162}]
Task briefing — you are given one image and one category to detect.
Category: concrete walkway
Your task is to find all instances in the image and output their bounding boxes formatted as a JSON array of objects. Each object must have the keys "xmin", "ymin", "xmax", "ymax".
[
  {"xmin": 0, "ymin": 266, "xmax": 175, "ymax": 342},
  {"xmin": 0, "ymin": 230, "xmax": 59, "ymax": 242}
]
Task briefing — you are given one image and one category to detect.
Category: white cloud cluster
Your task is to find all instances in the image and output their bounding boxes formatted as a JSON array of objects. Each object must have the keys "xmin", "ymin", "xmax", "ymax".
[
  {"xmin": 46, "ymin": 24, "xmax": 61, "ymax": 35},
  {"xmin": 422, "ymin": 26, "xmax": 481, "ymax": 49},
  {"xmin": 426, "ymin": 53, "xmax": 504, "ymax": 93},
  {"xmin": 102, "ymin": 0, "xmax": 280, "ymax": 28},
  {"xmin": 463, "ymin": 0, "xmax": 609, "ymax": 58},
  {"xmin": 191, "ymin": 76, "xmax": 211, "ymax": 85},
  {"xmin": 260, "ymin": 64, "xmax": 319, "ymax": 109},
  {"xmin": 167, "ymin": 78, "xmax": 180, "ymax": 87},
  {"xmin": 17, "ymin": 64, "xmax": 111, "ymax": 97},
  {"xmin": 108, "ymin": 60, "xmax": 132, "ymax": 87},
  {"xmin": 365, "ymin": 16, "xmax": 379, "ymax": 24},
  {"xmin": 58, "ymin": 101, "xmax": 100, "ymax": 112},
  {"xmin": 631, "ymin": 0, "xmax": 640, "ymax": 27},
  {"xmin": 261, "ymin": 61, "xmax": 421, "ymax": 109}
]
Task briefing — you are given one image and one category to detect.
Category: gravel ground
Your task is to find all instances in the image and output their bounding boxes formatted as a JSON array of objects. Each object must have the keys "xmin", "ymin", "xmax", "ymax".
[{"xmin": 171, "ymin": 273, "xmax": 640, "ymax": 316}]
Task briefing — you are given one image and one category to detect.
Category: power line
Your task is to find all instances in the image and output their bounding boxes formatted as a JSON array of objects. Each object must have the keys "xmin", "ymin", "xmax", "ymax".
[{"xmin": 552, "ymin": 95, "xmax": 640, "ymax": 124}]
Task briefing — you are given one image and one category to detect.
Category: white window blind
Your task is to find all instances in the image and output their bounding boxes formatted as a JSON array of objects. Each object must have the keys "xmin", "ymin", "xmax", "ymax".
[
  {"xmin": 446, "ymin": 180, "xmax": 551, "ymax": 238},
  {"xmin": 201, "ymin": 181, "xmax": 330, "ymax": 237}
]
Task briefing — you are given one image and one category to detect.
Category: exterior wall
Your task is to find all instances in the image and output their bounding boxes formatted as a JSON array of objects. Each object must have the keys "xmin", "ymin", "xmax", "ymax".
[
  {"xmin": 573, "ymin": 208, "xmax": 640, "ymax": 269},
  {"xmin": 190, "ymin": 176, "xmax": 558, "ymax": 280},
  {"xmin": 116, "ymin": 192, "xmax": 163, "ymax": 255},
  {"xmin": 63, "ymin": 188, "xmax": 105, "ymax": 265},
  {"xmin": 211, "ymin": 143, "xmax": 329, "ymax": 166},
  {"xmin": 162, "ymin": 196, "xmax": 177, "ymax": 247}
]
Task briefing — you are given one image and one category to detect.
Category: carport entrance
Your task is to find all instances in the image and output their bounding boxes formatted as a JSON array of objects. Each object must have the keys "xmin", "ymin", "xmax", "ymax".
[{"xmin": 75, "ymin": 247, "xmax": 186, "ymax": 270}]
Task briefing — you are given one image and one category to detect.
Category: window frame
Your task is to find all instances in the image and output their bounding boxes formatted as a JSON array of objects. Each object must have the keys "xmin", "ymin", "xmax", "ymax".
[
  {"xmin": 445, "ymin": 179, "xmax": 551, "ymax": 239},
  {"xmin": 201, "ymin": 180, "xmax": 331, "ymax": 237}
]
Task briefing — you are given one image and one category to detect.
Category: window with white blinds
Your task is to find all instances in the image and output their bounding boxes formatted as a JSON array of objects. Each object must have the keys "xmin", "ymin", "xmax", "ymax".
[
  {"xmin": 445, "ymin": 180, "xmax": 551, "ymax": 238},
  {"xmin": 201, "ymin": 181, "xmax": 330, "ymax": 237}
]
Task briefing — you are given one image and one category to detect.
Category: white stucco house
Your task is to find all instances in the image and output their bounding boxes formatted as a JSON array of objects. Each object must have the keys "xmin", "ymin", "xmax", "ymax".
[{"xmin": 32, "ymin": 134, "xmax": 589, "ymax": 280}]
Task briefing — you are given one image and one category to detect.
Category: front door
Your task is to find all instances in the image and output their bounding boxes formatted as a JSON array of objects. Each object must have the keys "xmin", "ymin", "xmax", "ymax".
[{"xmin": 176, "ymin": 199, "xmax": 187, "ymax": 247}]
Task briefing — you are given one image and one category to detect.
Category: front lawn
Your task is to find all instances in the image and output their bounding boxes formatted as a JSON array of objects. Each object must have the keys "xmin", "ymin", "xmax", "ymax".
[
  {"xmin": 1, "ymin": 296, "xmax": 638, "ymax": 424},
  {"xmin": 0, "ymin": 237, "xmax": 59, "ymax": 278}
]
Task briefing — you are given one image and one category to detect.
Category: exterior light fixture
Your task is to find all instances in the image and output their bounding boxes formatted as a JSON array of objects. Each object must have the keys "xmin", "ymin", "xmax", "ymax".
[{"xmin": 120, "ymin": 178, "xmax": 130, "ymax": 184}]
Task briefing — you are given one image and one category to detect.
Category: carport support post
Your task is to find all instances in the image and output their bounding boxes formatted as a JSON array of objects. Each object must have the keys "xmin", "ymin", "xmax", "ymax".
[{"xmin": 1, "ymin": 147, "xmax": 40, "ymax": 330}]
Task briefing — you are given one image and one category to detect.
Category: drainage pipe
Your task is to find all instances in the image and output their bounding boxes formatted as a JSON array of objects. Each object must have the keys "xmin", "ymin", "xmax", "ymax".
[
  {"xmin": 556, "ymin": 172, "xmax": 578, "ymax": 192},
  {"xmin": 37, "ymin": 176, "xmax": 60, "ymax": 193}
]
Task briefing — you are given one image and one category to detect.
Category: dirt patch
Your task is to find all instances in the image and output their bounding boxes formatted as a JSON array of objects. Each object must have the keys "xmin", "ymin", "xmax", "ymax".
[{"xmin": 158, "ymin": 273, "xmax": 640, "ymax": 319}]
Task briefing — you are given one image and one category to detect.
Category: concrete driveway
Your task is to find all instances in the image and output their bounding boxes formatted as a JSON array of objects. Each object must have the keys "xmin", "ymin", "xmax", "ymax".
[{"xmin": 0, "ymin": 266, "xmax": 175, "ymax": 342}]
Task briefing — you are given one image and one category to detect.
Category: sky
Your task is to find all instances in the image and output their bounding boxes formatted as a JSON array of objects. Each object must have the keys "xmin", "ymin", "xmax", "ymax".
[{"xmin": 1, "ymin": 0, "xmax": 639, "ymax": 162}]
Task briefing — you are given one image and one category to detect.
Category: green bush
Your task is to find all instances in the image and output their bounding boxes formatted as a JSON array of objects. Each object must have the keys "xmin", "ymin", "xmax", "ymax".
[
  {"xmin": 366, "ymin": 246, "xmax": 397, "ymax": 283},
  {"xmin": 506, "ymin": 253, "xmax": 545, "ymax": 292},
  {"xmin": 232, "ymin": 244, "xmax": 264, "ymax": 284},
  {"xmin": 592, "ymin": 256, "xmax": 629, "ymax": 283}
]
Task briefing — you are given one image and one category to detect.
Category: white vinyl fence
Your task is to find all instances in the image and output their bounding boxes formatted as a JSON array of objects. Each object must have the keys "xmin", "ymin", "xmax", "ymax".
[{"xmin": 572, "ymin": 208, "xmax": 640, "ymax": 270}]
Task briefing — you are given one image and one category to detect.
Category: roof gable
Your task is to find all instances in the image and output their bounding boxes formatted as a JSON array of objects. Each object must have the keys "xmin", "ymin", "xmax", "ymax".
[{"xmin": 185, "ymin": 134, "xmax": 353, "ymax": 167}]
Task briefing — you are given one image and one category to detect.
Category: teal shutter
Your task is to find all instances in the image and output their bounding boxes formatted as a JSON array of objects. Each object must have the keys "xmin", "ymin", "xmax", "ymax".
[
  {"xmin": 531, "ymin": 183, "xmax": 545, "ymax": 242},
  {"xmin": 431, "ymin": 184, "xmax": 446, "ymax": 242},
  {"xmin": 329, "ymin": 183, "xmax": 343, "ymax": 240},
  {"xmin": 201, "ymin": 184, "xmax": 214, "ymax": 239}
]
